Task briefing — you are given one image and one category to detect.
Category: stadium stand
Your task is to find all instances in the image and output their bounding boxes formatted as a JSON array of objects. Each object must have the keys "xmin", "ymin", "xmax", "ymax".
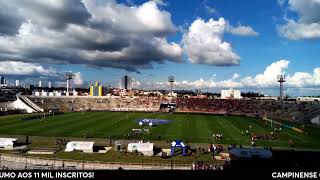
[{"xmin": 26, "ymin": 96, "xmax": 320, "ymax": 124}]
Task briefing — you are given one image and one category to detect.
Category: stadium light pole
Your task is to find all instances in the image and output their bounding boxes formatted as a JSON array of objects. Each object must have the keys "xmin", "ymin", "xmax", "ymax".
[
  {"xmin": 277, "ymin": 75, "xmax": 286, "ymax": 102},
  {"xmin": 277, "ymin": 74, "xmax": 286, "ymax": 128},
  {"xmin": 168, "ymin": 76, "xmax": 175, "ymax": 98},
  {"xmin": 65, "ymin": 72, "xmax": 74, "ymax": 96}
]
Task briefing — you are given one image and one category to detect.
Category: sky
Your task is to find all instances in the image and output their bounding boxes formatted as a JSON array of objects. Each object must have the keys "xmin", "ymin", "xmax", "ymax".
[{"xmin": 0, "ymin": 0, "xmax": 319, "ymax": 96}]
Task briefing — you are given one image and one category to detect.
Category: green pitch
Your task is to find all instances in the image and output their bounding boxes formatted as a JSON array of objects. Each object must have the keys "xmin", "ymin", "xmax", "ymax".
[{"xmin": 0, "ymin": 112, "xmax": 319, "ymax": 149}]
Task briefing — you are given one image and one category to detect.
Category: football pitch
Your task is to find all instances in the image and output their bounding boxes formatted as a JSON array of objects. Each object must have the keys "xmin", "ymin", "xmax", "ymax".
[{"xmin": 0, "ymin": 111, "xmax": 319, "ymax": 149}]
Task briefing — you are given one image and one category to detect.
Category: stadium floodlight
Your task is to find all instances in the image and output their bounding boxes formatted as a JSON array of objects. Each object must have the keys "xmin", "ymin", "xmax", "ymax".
[
  {"xmin": 277, "ymin": 75, "xmax": 286, "ymax": 101},
  {"xmin": 168, "ymin": 76, "xmax": 175, "ymax": 97},
  {"xmin": 65, "ymin": 72, "xmax": 74, "ymax": 96}
]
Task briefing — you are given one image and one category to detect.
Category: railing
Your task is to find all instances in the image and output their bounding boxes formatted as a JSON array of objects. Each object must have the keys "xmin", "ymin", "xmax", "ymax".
[
  {"xmin": 0, "ymin": 153, "xmax": 205, "ymax": 170},
  {"xmin": 20, "ymin": 96, "xmax": 44, "ymax": 112}
]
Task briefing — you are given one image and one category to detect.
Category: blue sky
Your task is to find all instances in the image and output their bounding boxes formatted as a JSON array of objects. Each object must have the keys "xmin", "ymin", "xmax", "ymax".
[
  {"xmin": 68, "ymin": 0, "xmax": 316, "ymax": 79},
  {"xmin": 0, "ymin": 0, "xmax": 319, "ymax": 96}
]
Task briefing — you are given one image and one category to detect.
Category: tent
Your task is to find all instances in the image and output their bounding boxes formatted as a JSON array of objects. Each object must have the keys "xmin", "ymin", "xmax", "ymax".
[
  {"xmin": 65, "ymin": 141, "xmax": 94, "ymax": 153},
  {"xmin": 229, "ymin": 148, "xmax": 272, "ymax": 160},
  {"xmin": 171, "ymin": 140, "xmax": 186, "ymax": 156},
  {"xmin": 127, "ymin": 142, "xmax": 154, "ymax": 156},
  {"xmin": 0, "ymin": 138, "xmax": 17, "ymax": 150}
]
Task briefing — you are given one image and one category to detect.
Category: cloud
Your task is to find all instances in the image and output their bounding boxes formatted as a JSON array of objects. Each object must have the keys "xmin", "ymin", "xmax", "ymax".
[
  {"xmin": 278, "ymin": 0, "xmax": 320, "ymax": 40},
  {"xmin": 151, "ymin": 0, "xmax": 167, "ymax": 6},
  {"xmin": 226, "ymin": 23, "xmax": 259, "ymax": 36},
  {"xmin": 232, "ymin": 73, "xmax": 240, "ymax": 80},
  {"xmin": 73, "ymin": 72, "xmax": 84, "ymax": 86},
  {"xmin": 0, "ymin": 61, "xmax": 57, "ymax": 76},
  {"xmin": 202, "ymin": 0, "xmax": 217, "ymax": 14},
  {"xmin": 278, "ymin": 19, "xmax": 320, "ymax": 40},
  {"xmin": 240, "ymin": 60, "xmax": 289, "ymax": 87},
  {"xmin": 182, "ymin": 17, "xmax": 258, "ymax": 66},
  {"xmin": 182, "ymin": 18, "xmax": 240, "ymax": 66},
  {"xmin": 277, "ymin": 0, "xmax": 287, "ymax": 6},
  {"xmin": 9, "ymin": 0, "xmax": 91, "ymax": 30},
  {"xmin": 287, "ymin": 67, "xmax": 320, "ymax": 87},
  {"xmin": 0, "ymin": 2, "xmax": 24, "ymax": 36},
  {"xmin": 0, "ymin": 0, "xmax": 182, "ymax": 72},
  {"xmin": 0, "ymin": 61, "xmax": 87, "ymax": 87},
  {"xmin": 135, "ymin": 60, "xmax": 320, "ymax": 91}
]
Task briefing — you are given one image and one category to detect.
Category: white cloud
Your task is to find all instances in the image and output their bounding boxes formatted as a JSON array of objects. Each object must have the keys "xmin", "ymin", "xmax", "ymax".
[
  {"xmin": 0, "ymin": 61, "xmax": 56, "ymax": 76},
  {"xmin": 287, "ymin": 68, "xmax": 320, "ymax": 87},
  {"xmin": 226, "ymin": 23, "xmax": 259, "ymax": 36},
  {"xmin": 135, "ymin": 60, "xmax": 320, "ymax": 91},
  {"xmin": 182, "ymin": 18, "xmax": 240, "ymax": 66},
  {"xmin": 240, "ymin": 60, "xmax": 289, "ymax": 87},
  {"xmin": 232, "ymin": 73, "xmax": 240, "ymax": 80},
  {"xmin": 278, "ymin": 0, "xmax": 320, "ymax": 40},
  {"xmin": 151, "ymin": 0, "xmax": 167, "ymax": 6},
  {"xmin": 73, "ymin": 72, "xmax": 84, "ymax": 86},
  {"xmin": 278, "ymin": 20, "xmax": 320, "ymax": 40},
  {"xmin": 202, "ymin": 0, "xmax": 217, "ymax": 14},
  {"xmin": 182, "ymin": 17, "xmax": 258, "ymax": 66}
]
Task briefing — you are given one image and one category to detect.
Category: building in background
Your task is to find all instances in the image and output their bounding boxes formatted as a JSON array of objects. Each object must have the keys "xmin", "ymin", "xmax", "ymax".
[
  {"xmin": 48, "ymin": 81, "xmax": 52, "ymax": 89},
  {"xmin": 0, "ymin": 76, "xmax": 5, "ymax": 87},
  {"xmin": 89, "ymin": 82, "xmax": 106, "ymax": 96},
  {"xmin": 221, "ymin": 89, "xmax": 242, "ymax": 99},
  {"xmin": 0, "ymin": 76, "xmax": 3, "ymax": 85},
  {"xmin": 38, "ymin": 81, "xmax": 42, "ymax": 88},
  {"xmin": 15, "ymin": 80, "xmax": 20, "ymax": 87},
  {"xmin": 120, "ymin": 75, "xmax": 132, "ymax": 90},
  {"xmin": 0, "ymin": 76, "xmax": 7, "ymax": 87}
]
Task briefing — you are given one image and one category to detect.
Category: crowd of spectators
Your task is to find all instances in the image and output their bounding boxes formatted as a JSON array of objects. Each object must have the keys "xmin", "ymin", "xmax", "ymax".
[
  {"xmin": 28, "ymin": 96, "xmax": 320, "ymax": 123},
  {"xmin": 191, "ymin": 161, "xmax": 223, "ymax": 170},
  {"xmin": 176, "ymin": 98, "xmax": 260, "ymax": 114},
  {"xmin": 175, "ymin": 98, "xmax": 320, "ymax": 122}
]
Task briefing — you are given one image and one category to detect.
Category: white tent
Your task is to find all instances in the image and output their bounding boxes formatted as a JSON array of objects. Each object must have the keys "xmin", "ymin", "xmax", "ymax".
[
  {"xmin": 127, "ymin": 142, "xmax": 153, "ymax": 156},
  {"xmin": 65, "ymin": 141, "xmax": 94, "ymax": 153},
  {"xmin": 0, "ymin": 138, "xmax": 17, "ymax": 150},
  {"xmin": 127, "ymin": 143, "xmax": 139, "ymax": 152}
]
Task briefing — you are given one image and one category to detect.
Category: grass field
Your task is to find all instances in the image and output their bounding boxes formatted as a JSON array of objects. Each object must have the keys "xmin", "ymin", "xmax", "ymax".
[{"xmin": 0, "ymin": 111, "xmax": 320, "ymax": 149}]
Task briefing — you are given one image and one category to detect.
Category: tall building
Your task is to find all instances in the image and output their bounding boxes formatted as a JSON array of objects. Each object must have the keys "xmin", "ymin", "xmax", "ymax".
[
  {"xmin": 89, "ymin": 82, "xmax": 105, "ymax": 96},
  {"xmin": 38, "ymin": 81, "xmax": 42, "ymax": 88},
  {"xmin": 48, "ymin": 81, "xmax": 52, "ymax": 89},
  {"xmin": 121, "ymin": 75, "xmax": 132, "ymax": 90},
  {"xmin": 15, "ymin": 80, "xmax": 20, "ymax": 87},
  {"xmin": 221, "ymin": 89, "xmax": 242, "ymax": 99},
  {"xmin": 0, "ymin": 76, "xmax": 3, "ymax": 85}
]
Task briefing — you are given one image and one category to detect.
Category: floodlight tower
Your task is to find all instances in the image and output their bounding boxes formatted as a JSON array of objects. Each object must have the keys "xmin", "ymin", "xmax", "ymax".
[
  {"xmin": 65, "ymin": 72, "xmax": 74, "ymax": 96},
  {"xmin": 277, "ymin": 75, "xmax": 286, "ymax": 101},
  {"xmin": 168, "ymin": 76, "xmax": 175, "ymax": 97}
]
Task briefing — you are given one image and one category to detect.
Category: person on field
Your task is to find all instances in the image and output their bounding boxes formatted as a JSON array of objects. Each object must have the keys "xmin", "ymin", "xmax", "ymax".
[{"xmin": 289, "ymin": 139, "xmax": 294, "ymax": 148}]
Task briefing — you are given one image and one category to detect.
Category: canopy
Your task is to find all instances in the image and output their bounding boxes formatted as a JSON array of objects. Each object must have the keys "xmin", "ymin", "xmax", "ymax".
[
  {"xmin": 127, "ymin": 142, "xmax": 153, "ymax": 156},
  {"xmin": 128, "ymin": 143, "xmax": 153, "ymax": 152},
  {"xmin": 65, "ymin": 141, "xmax": 94, "ymax": 153},
  {"xmin": 0, "ymin": 138, "xmax": 17, "ymax": 146},
  {"xmin": 137, "ymin": 143, "xmax": 153, "ymax": 152},
  {"xmin": 229, "ymin": 148, "xmax": 272, "ymax": 159}
]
